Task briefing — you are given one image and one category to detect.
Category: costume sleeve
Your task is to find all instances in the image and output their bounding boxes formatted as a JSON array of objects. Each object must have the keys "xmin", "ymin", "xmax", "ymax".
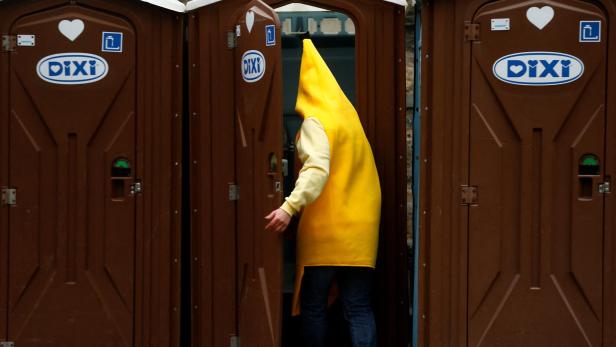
[{"xmin": 280, "ymin": 117, "xmax": 330, "ymax": 216}]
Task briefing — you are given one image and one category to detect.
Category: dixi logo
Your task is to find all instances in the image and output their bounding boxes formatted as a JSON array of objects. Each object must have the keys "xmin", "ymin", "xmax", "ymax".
[
  {"xmin": 37, "ymin": 53, "xmax": 108, "ymax": 85},
  {"xmin": 493, "ymin": 52, "xmax": 584, "ymax": 86},
  {"xmin": 241, "ymin": 50, "xmax": 266, "ymax": 83}
]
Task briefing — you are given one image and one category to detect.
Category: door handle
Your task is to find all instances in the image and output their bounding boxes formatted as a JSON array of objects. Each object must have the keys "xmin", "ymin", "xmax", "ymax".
[{"xmin": 130, "ymin": 180, "xmax": 143, "ymax": 196}]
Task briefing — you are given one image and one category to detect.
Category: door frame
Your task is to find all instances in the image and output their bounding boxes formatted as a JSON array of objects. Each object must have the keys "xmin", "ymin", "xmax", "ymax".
[
  {"xmin": 262, "ymin": 1, "xmax": 409, "ymax": 345},
  {"xmin": 603, "ymin": 1, "xmax": 616, "ymax": 345},
  {"xmin": 0, "ymin": 0, "xmax": 11, "ymax": 340}
]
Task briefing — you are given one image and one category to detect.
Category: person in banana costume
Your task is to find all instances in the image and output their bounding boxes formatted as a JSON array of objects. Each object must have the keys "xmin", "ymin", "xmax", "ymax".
[{"xmin": 266, "ymin": 39, "xmax": 381, "ymax": 347}]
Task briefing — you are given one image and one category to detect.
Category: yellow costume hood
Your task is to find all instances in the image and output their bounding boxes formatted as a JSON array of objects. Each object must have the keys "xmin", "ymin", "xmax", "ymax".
[
  {"xmin": 295, "ymin": 40, "xmax": 353, "ymax": 122},
  {"xmin": 292, "ymin": 40, "xmax": 381, "ymax": 315}
]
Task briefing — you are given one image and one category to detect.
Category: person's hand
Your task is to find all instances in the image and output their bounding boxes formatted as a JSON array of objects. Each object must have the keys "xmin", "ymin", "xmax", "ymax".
[{"xmin": 265, "ymin": 208, "xmax": 291, "ymax": 233}]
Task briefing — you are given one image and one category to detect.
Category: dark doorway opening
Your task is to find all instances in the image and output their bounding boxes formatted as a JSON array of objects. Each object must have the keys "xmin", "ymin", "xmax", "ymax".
[{"xmin": 276, "ymin": 4, "xmax": 357, "ymax": 346}]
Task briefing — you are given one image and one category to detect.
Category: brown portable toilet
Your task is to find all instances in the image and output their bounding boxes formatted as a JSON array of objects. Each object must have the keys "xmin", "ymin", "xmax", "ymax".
[
  {"xmin": 0, "ymin": 0, "xmax": 183, "ymax": 346},
  {"xmin": 186, "ymin": 0, "xmax": 409, "ymax": 346},
  {"xmin": 417, "ymin": 0, "xmax": 616, "ymax": 346},
  {"xmin": 0, "ymin": 0, "xmax": 410, "ymax": 346}
]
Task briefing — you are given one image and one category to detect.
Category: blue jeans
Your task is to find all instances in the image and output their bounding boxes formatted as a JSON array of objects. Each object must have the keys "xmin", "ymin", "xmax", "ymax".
[{"xmin": 300, "ymin": 266, "xmax": 377, "ymax": 347}]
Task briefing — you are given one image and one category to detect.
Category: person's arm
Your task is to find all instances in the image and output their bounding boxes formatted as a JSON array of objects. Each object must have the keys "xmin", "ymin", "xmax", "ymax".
[{"xmin": 265, "ymin": 117, "xmax": 330, "ymax": 232}]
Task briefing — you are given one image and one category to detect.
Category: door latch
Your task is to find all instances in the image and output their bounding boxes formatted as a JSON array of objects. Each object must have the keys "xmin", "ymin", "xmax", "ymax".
[
  {"xmin": 1, "ymin": 188, "xmax": 16, "ymax": 206},
  {"xmin": 599, "ymin": 180, "xmax": 611, "ymax": 194},
  {"xmin": 1, "ymin": 341, "xmax": 15, "ymax": 347},
  {"xmin": 130, "ymin": 180, "xmax": 143, "ymax": 195}
]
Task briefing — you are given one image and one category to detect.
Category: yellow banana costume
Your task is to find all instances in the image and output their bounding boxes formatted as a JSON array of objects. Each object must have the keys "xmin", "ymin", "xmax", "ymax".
[{"xmin": 290, "ymin": 39, "xmax": 381, "ymax": 315}]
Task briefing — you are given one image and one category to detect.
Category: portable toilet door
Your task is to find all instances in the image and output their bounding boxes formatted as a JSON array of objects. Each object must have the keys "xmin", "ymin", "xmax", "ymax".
[
  {"xmin": 466, "ymin": 5, "xmax": 607, "ymax": 346},
  {"xmin": 0, "ymin": 1, "xmax": 183, "ymax": 346},
  {"xmin": 187, "ymin": 0, "xmax": 408, "ymax": 346},
  {"xmin": 418, "ymin": 0, "xmax": 616, "ymax": 346},
  {"xmin": 187, "ymin": 1, "xmax": 284, "ymax": 346}
]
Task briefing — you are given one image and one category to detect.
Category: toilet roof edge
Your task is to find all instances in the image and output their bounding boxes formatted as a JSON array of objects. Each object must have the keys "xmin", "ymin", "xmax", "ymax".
[
  {"xmin": 186, "ymin": 0, "xmax": 407, "ymax": 12},
  {"xmin": 0, "ymin": 0, "xmax": 407, "ymax": 15}
]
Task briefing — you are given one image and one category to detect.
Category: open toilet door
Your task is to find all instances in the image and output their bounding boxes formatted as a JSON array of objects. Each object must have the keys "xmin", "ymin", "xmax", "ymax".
[
  {"xmin": 234, "ymin": 1, "xmax": 284, "ymax": 345},
  {"xmin": 186, "ymin": 0, "xmax": 284, "ymax": 345}
]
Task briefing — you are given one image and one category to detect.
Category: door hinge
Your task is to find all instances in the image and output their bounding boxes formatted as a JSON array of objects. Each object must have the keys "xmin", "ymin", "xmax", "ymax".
[
  {"xmin": 461, "ymin": 185, "xmax": 478, "ymax": 205},
  {"xmin": 464, "ymin": 23, "xmax": 480, "ymax": 41},
  {"xmin": 130, "ymin": 180, "xmax": 143, "ymax": 195},
  {"xmin": 229, "ymin": 183, "xmax": 240, "ymax": 201},
  {"xmin": 230, "ymin": 335, "xmax": 240, "ymax": 347},
  {"xmin": 1, "ymin": 341, "xmax": 15, "ymax": 347},
  {"xmin": 1, "ymin": 188, "xmax": 16, "ymax": 206},
  {"xmin": 282, "ymin": 159, "xmax": 289, "ymax": 177},
  {"xmin": 1, "ymin": 35, "xmax": 16, "ymax": 52},
  {"xmin": 227, "ymin": 29, "xmax": 238, "ymax": 49},
  {"xmin": 599, "ymin": 179, "xmax": 611, "ymax": 194}
]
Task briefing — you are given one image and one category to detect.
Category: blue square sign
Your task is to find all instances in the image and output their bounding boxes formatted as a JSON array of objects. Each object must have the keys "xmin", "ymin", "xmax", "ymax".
[
  {"xmin": 265, "ymin": 25, "xmax": 276, "ymax": 46},
  {"xmin": 102, "ymin": 32, "xmax": 123, "ymax": 52},
  {"xmin": 579, "ymin": 21, "xmax": 601, "ymax": 42}
]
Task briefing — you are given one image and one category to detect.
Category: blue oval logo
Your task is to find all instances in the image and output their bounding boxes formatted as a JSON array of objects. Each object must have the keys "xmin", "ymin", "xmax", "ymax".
[
  {"xmin": 493, "ymin": 52, "xmax": 584, "ymax": 86},
  {"xmin": 37, "ymin": 53, "xmax": 109, "ymax": 85},
  {"xmin": 241, "ymin": 50, "xmax": 266, "ymax": 83}
]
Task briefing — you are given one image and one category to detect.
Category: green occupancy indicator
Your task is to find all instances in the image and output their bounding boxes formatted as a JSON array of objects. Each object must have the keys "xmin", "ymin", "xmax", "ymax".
[
  {"xmin": 581, "ymin": 155, "xmax": 599, "ymax": 167},
  {"xmin": 112, "ymin": 158, "xmax": 132, "ymax": 177},
  {"xmin": 113, "ymin": 158, "xmax": 131, "ymax": 169},
  {"xmin": 579, "ymin": 154, "xmax": 600, "ymax": 176}
]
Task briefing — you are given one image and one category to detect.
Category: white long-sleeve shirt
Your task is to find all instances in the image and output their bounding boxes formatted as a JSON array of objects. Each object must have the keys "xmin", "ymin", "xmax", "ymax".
[{"xmin": 280, "ymin": 117, "xmax": 330, "ymax": 216}]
